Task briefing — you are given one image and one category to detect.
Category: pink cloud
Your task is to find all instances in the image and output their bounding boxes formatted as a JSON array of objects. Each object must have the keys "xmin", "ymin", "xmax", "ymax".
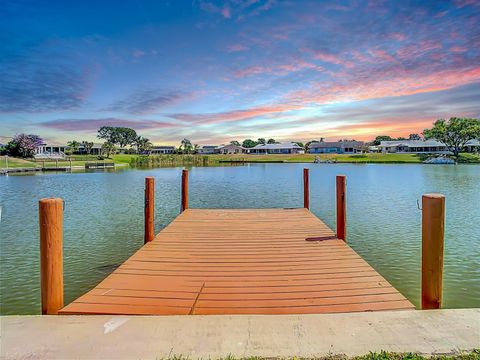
[
  {"xmin": 132, "ymin": 49, "xmax": 146, "ymax": 58},
  {"xmin": 311, "ymin": 51, "xmax": 354, "ymax": 68},
  {"xmin": 168, "ymin": 104, "xmax": 303, "ymax": 125},
  {"xmin": 227, "ymin": 43, "xmax": 249, "ymax": 52},
  {"xmin": 222, "ymin": 6, "xmax": 231, "ymax": 18}
]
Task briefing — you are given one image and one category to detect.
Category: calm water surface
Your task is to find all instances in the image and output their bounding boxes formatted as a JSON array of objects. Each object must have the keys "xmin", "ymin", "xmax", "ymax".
[{"xmin": 1, "ymin": 164, "xmax": 479, "ymax": 314}]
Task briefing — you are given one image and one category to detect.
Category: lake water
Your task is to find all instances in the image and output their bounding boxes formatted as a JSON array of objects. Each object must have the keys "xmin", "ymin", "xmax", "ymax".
[{"xmin": 0, "ymin": 163, "xmax": 479, "ymax": 314}]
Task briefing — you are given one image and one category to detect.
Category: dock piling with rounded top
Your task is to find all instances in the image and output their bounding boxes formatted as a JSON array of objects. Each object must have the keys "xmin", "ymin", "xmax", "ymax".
[
  {"xmin": 422, "ymin": 193, "xmax": 445, "ymax": 310},
  {"xmin": 336, "ymin": 175, "xmax": 346, "ymax": 241},
  {"xmin": 303, "ymin": 168, "xmax": 310, "ymax": 209},
  {"xmin": 144, "ymin": 177, "xmax": 155, "ymax": 244},
  {"xmin": 39, "ymin": 198, "xmax": 64, "ymax": 315},
  {"xmin": 181, "ymin": 169, "xmax": 189, "ymax": 212}
]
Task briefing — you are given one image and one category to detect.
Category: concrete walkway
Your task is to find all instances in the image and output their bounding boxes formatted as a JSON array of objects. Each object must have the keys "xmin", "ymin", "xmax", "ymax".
[{"xmin": 1, "ymin": 309, "xmax": 479, "ymax": 359}]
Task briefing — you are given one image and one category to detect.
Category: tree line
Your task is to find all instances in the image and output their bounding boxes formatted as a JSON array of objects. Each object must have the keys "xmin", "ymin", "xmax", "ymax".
[{"xmin": 1, "ymin": 117, "xmax": 479, "ymax": 159}]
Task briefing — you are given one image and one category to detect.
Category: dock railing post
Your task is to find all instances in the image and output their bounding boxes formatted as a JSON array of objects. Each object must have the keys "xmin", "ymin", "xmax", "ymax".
[
  {"xmin": 181, "ymin": 169, "xmax": 189, "ymax": 212},
  {"xmin": 39, "ymin": 198, "xmax": 64, "ymax": 315},
  {"xmin": 144, "ymin": 177, "xmax": 155, "ymax": 244},
  {"xmin": 303, "ymin": 168, "xmax": 310, "ymax": 209},
  {"xmin": 336, "ymin": 175, "xmax": 346, "ymax": 241},
  {"xmin": 422, "ymin": 193, "xmax": 445, "ymax": 310}
]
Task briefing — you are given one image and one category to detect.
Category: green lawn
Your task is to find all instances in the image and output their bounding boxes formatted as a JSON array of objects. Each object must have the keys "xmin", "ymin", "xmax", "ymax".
[
  {"xmin": 215, "ymin": 153, "xmax": 424, "ymax": 163},
  {"xmin": 1, "ymin": 157, "xmax": 37, "ymax": 168}
]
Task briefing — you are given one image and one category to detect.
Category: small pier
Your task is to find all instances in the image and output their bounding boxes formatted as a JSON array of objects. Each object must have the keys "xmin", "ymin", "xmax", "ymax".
[
  {"xmin": 85, "ymin": 161, "xmax": 115, "ymax": 169},
  {"xmin": 38, "ymin": 169, "xmax": 446, "ymax": 316}
]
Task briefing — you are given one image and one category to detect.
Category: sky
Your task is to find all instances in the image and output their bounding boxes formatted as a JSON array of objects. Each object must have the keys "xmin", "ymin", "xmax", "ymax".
[{"xmin": 0, "ymin": 0, "xmax": 479, "ymax": 146}]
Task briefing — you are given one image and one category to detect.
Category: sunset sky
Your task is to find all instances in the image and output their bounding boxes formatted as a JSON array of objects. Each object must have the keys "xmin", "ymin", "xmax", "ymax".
[{"xmin": 1, "ymin": 0, "xmax": 479, "ymax": 145}]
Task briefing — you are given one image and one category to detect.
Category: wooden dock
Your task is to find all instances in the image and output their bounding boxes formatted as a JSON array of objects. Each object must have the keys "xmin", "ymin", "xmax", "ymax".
[
  {"xmin": 60, "ymin": 207, "xmax": 414, "ymax": 315},
  {"xmin": 39, "ymin": 169, "xmax": 446, "ymax": 316}
]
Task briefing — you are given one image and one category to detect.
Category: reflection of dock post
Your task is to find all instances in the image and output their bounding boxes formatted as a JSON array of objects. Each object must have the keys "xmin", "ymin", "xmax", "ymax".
[
  {"xmin": 181, "ymin": 169, "xmax": 189, "ymax": 212},
  {"xmin": 39, "ymin": 198, "xmax": 64, "ymax": 315},
  {"xmin": 144, "ymin": 177, "xmax": 155, "ymax": 244},
  {"xmin": 303, "ymin": 168, "xmax": 309, "ymax": 209},
  {"xmin": 422, "ymin": 194, "xmax": 445, "ymax": 310},
  {"xmin": 336, "ymin": 175, "xmax": 346, "ymax": 241}
]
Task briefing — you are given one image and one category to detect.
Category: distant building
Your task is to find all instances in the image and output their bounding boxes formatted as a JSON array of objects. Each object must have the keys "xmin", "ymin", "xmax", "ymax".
[
  {"xmin": 308, "ymin": 141, "xmax": 364, "ymax": 154},
  {"xmin": 464, "ymin": 139, "xmax": 480, "ymax": 153},
  {"xmin": 379, "ymin": 140, "xmax": 450, "ymax": 154},
  {"xmin": 149, "ymin": 146, "xmax": 175, "ymax": 155},
  {"xmin": 36, "ymin": 142, "xmax": 68, "ymax": 154},
  {"xmin": 217, "ymin": 144, "xmax": 246, "ymax": 154},
  {"xmin": 78, "ymin": 143, "xmax": 103, "ymax": 155},
  {"xmin": 250, "ymin": 142, "xmax": 304, "ymax": 154},
  {"xmin": 197, "ymin": 145, "xmax": 219, "ymax": 154}
]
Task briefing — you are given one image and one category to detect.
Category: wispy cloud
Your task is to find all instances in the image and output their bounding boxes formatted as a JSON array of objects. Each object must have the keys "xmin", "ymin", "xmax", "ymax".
[
  {"xmin": 105, "ymin": 89, "xmax": 193, "ymax": 115},
  {"xmin": 38, "ymin": 118, "xmax": 178, "ymax": 131}
]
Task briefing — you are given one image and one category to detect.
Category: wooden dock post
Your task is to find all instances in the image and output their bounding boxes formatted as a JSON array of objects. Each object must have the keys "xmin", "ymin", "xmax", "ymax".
[
  {"xmin": 181, "ymin": 169, "xmax": 189, "ymax": 212},
  {"xmin": 422, "ymin": 193, "xmax": 445, "ymax": 310},
  {"xmin": 144, "ymin": 177, "xmax": 155, "ymax": 244},
  {"xmin": 39, "ymin": 198, "xmax": 64, "ymax": 315},
  {"xmin": 303, "ymin": 168, "xmax": 310, "ymax": 209},
  {"xmin": 336, "ymin": 175, "xmax": 346, "ymax": 241}
]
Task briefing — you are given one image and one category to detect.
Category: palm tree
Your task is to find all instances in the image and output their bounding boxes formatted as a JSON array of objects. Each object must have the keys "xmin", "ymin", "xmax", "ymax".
[
  {"xmin": 135, "ymin": 136, "xmax": 152, "ymax": 153},
  {"xmin": 67, "ymin": 140, "xmax": 81, "ymax": 154},
  {"xmin": 101, "ymin": 142, "xmax": 116, "ymax": 158},
  {"xmin": 180, "ymin": 138, "xmax": 193, "ymax": 154},
  {"xmin": 82, "ymin": 141, "xmax": 94, "ymax": 154}
]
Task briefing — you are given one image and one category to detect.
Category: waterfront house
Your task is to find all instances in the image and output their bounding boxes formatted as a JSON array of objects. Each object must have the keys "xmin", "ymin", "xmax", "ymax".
[
  {"xmin": 465, "ymin": 139, "xmax": 480, "ymax": 153},
  {"xmin": 149, "ymin": 145, "xmax": 175, "ymax": 155},
  {"xmin": 78, "ymin": 143, "xmax": 103, "ymax": 155},
  {"xmin": 379, "ymin": 140, "xmax": 450, "ymax": 154},
  {"xmin": 250, "ymin": 142, "xmax": 304, "ymax": 154},
  {"xmin": 36, "ymin": 142, "xmax": 68, "ymax": 156},
  {"xmin": 217, "ymin": 144, "xmax": 246, "ymax": 154},
  {"xmin": 308, "ymin": 141, "xmax": 364, "ymax": 154},
  {"xmin": 197, "ymin": 145, "xmax": 219, "ymax": 154}
]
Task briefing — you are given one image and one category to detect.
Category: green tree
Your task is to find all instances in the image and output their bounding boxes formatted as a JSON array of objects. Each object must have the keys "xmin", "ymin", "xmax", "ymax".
[
  {"xmin": 82, "ymin": 141, "xmax": 94, "ymax": 154},
  {"xmin": 101, "ymin": 142, "xmax": 116, "ymax": 158},
  {"xmin": 372, "ymin": 135, "xmax": 393, "ymax": 146},
  {"xmin": 135, "ymin": 136, "xmax": 152, "ymax": 153},
  {"xmin": 180, "ymin": 138, "xmax": 193, "ymax": 154},
  {"xmin": 409, "ymin": 133, "xmax": 421, "ymax": 140},
  {"xmin": 257, "ymin": 138, "xmax": 266, "ymax": 145},
  {"xmin": 97, "ymin": 126, "xmax": 138, "ymax": 148},
  {"xmin": 267, "ymin": 138, "xmax": 278, "ymax": 144},
  {"xmin": 67, "ymin": 140, "xmax": 81, "ymax": 154},
  {"xmin": 423, "ymin": 117, "xmax": 480, "ymax": 159},
  {"xmin": 230, "ymin": 140, "xmax": 240, "ymax": 146},
  {"xmin": 242, "ymin": 139, "xmax": 257, "ymax": 148}
]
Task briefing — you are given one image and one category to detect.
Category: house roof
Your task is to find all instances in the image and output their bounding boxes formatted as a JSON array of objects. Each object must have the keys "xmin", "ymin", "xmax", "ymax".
[
  {"xmin": 379, "ymin": 140, "xmax": 445, "ymax": 147},
  {"xmin": 151, "ymin": 145, "xmax": 175, "ymax": 149},
  {"xmin": 252, "ymin": 142, "xmax": 303, "ymax": 150},
  {"xmin": 309, "ymin": 141, "xmax": 364, "ymax": 149},
  {"xmin": 218, "ymin": 144, "xmax": 245, "ymax": 149}
]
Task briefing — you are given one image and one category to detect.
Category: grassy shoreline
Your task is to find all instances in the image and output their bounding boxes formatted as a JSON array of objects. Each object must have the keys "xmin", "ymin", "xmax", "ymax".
[{"xmin": 2, "ymin": 152, "xmax": 479, "ymax": 170}]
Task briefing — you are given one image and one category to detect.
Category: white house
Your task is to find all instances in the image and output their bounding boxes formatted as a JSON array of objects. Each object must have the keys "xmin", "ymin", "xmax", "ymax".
[
  {"xmin": 249, "ymin": 142, "xmax": 304, "ymax": 154},
  {"xmin": 308, "ymin": 141, "xmax": 364, "ymax": 154},
  {"xmin": 217, "ymin": 144, "xmax": 246, "ymax": 154},
  {"xmin": 379, "ymin": 140, "xmax": 450, "ymax": 154},
  {"xmin": 197, "ymin": 145, "xmax": 219, "ymax": 154},
  {"xmin": 149, "ymin": 145, "xmax": 175, "ymax": 154}
]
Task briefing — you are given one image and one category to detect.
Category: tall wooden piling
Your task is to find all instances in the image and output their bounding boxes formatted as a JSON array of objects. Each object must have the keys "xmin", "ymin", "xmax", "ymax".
[
  {"xmin": 181, "ymin": 169, "xmax": 189, "ymax": 212},
  {"xmin": 39, "ymin": 198, "xmax": 64, "ymax": 315},
  {"xmin": 422, "ymin": 193, "xmax": 445, "ymax": 310},
  {"xmin": 303, "ymin": 168, "xmax": 310, "ymax": 209},
  {"xmin": 144, "ymin": 177, "xmax": 155, "ymax": 244},
  {"xmin": 336, "ymin": 175, "xmax": 346, "ymax": 241}
]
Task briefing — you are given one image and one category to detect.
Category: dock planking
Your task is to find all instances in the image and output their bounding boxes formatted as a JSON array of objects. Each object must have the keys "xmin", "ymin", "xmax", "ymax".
[{"xmin": 60, "ymin": 208, "xmax": 414, "ymax": 315}]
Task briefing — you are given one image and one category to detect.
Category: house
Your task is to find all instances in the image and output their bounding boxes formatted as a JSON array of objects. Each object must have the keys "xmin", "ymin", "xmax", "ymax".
[
  {"xmin": 78, "ymin": 143, "xmax": 103, "ymax": 155},
  {"xmin": 308, "ymin": 141, "xmax": 364, "ymax": 154},
  {"xmin": 197, "ymin": 145, "xmax": 219, "ymax": 154},
  {"xmin": 465, "ymin": 139, "xmax": 480, "ymax": 153},
  {"xmin": 149, "ymin": 146, "xmax": 175, "ymax": 155},
  {"xmin": 250, "ymin": 142, "xmax": 304, "ymax": 154},
  {"xmin": 217, "ymin": 144, "xmax": 246, "ymax": 154},
  {"xmin": 36, "ymin": 142, "xmax": 68, "ymax": 155},
  {"xmin": 379, "ymin": 140, "xmax": 450, "ymax": 154}
]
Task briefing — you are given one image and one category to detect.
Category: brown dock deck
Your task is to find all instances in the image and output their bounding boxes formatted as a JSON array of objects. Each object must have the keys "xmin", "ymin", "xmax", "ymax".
[{"xmin": 60, "ymin": 208, "xmax": 414, "ymax": 315}]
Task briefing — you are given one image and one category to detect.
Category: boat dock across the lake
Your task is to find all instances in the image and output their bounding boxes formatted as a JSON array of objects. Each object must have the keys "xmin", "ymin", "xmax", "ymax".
[{"xmin": 38, "ymin": 169, "xmax": 446, "ymax": 316}]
